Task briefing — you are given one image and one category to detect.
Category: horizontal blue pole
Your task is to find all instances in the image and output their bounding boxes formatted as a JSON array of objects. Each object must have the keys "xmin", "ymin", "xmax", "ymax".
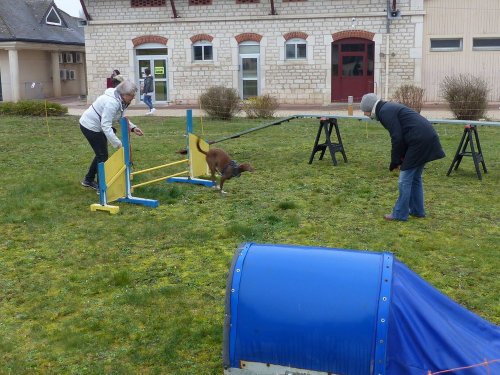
[{"xmin": 117, "ymin": 197, "xmax": 159, "ymax": 208}]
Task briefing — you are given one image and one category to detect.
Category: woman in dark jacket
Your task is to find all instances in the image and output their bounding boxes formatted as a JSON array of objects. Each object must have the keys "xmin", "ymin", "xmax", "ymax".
[{"xmin": 360, "ymin": 93, "xmax": 445, "ymax": 221}]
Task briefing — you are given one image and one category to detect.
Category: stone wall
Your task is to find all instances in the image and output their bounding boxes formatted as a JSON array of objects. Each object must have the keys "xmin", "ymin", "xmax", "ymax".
[{"xmin": 84, "ymin": 0, "xmax": 424, "ymax": 104}]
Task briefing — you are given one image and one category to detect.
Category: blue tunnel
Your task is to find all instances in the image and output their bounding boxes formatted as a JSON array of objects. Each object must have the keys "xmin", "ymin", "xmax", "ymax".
[{"xmin": 223, "ymin": 243, "xmax": 500, "ymax": 375}]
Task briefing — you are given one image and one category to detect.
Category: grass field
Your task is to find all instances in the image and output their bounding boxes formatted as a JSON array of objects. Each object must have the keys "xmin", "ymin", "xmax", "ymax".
[{"xmin": 0, "ymin": 114, "xmax": 498, "ymax": 374}]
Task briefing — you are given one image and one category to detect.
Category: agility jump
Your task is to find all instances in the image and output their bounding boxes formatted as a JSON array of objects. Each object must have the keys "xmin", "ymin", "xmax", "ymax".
[{"xmin": 90, "ymin": 110, "xmax": 214, "ymax": 214}]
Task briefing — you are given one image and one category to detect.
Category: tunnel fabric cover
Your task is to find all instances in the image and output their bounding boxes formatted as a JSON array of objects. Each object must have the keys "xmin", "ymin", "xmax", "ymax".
[{"xmin": 387, "ymin": 260, "xmax": 500, "ymax": 375}]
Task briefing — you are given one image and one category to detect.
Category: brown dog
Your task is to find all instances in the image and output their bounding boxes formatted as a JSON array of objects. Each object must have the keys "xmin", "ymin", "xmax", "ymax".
[{"xmin": 196, "ymin": 138, "xmax": 255, "ymax": 193}]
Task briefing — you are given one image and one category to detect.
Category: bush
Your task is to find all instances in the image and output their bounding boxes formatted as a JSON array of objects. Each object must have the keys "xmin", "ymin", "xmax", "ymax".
[
  {"xmin": 242, "ymin": 94, "xmax": 279, "ymax": 119},
  {"xmin": 199, "ymin": 86, "xmax": 241, "ymax": 120},
  {"xmin": 440, "ymin": 74, "xmax": 489, "ymax": 120},
  {"xmin": 0, "ymin": 100, "xmax": 68, "ymax": 116},
  {"xmin": 393, "ymin": 84, "xmax": 424, "ymax": 113}
]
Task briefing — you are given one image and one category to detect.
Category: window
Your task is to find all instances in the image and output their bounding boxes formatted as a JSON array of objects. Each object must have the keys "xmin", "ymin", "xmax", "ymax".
[
  {"xmin": 285, "ymin": 38, "xmax": 307, "ymax": 59},
  {"xmin": 136, "ymin": 48, "xmax": 168, "ymax": 56},
  {"xmin": 430, "ymin": 38, "xmax": 463, "ymax": 51},
  {"xmin": 473, "ymin": 38, "xmax": 500, "ymax": 51},
  {"xmin": 64, "ymin": 53, "xmax": 74, "ymax": 63},
  {"xmin": 189, "ymin": 0, "xmax": 212, "ymax": 5},
  {"xmin": 131, "ymin": 0, "xmax": 166, "ymax": 6},
  {"xmin": 193, "ymin": 41, "xmax": 213, "ymax": 61},
  {"xmin": 46, "ymin": 7, "xmax": 62, "ymax": 26},
  {"xmin": 236, "ymin": 0, "xmax": 259, "ymax": 3}
]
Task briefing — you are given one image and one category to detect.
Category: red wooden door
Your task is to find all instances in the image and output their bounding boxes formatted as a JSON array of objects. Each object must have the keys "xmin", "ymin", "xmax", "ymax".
[{"xmin": 331, "ymin": 38, "xmax": 374, "ymax": 102}]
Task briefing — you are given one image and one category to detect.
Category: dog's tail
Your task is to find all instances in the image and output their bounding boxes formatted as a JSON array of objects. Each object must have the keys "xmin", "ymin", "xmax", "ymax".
[{"xmin": 196, "ymin": 137, "xmax": 208, "ymax": 156}]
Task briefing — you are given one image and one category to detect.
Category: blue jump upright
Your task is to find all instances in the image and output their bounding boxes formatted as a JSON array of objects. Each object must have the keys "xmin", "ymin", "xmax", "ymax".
[{"xmin": 223, "ymin": 243, "xmax": 500, "ymax": 375}]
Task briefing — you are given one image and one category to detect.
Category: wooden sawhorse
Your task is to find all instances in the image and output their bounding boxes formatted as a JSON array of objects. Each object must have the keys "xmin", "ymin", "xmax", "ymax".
[
  {"xmin": 309, "ymin": 117, "xmax": 347, "ymax": 166},
  {"xmin": 447, "ymin": 124, "xmax": 487, "ymax": 180}
]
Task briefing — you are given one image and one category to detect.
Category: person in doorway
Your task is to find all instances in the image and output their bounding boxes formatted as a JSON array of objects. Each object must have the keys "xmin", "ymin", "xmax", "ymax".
[
  {"xmin": 141, "ymin": 68, "xmax": 156, "ymax": 115},
  {"xmin": 360, "ymin": 93, "xmax": 445, "ymax": 221},
  {"xmin": 79, "ymin": 80, "xmax": 144, "ymax": 190},
  {"xmin": 110, "ymin": 69, "xmax": 124, "ymax": 88}
]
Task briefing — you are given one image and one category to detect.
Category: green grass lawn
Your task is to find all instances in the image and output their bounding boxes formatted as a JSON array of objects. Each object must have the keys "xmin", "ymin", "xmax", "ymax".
[{"xmin": 0, "ymin": 114, "xmax": 498, "ymax": 374}]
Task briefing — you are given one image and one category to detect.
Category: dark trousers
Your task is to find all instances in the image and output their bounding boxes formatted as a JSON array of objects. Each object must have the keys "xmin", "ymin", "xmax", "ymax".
[{"xmin": 80, "ymin": 124, "xmax": 108, "ymax": 182}]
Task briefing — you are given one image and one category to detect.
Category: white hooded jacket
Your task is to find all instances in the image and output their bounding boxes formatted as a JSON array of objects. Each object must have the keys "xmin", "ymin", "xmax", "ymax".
[{"xmin": 79, "ymin": 88, "xmax": 135, "ymax": 148}]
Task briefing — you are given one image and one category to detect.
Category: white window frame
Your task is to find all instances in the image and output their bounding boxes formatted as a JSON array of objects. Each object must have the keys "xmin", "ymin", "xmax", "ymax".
[
  {"xmin": 285, "ymin": 38, "xmax": 307, "ymax": 60},
  {"xmin": 46, "ymin": 6, "xmax": 62, "ymax": 26},
  {"xmin": 192, "ymin": 41, "xmax": 213, "ymax": 62},
  {"xmin": 472, "ymin": 38, "xmax": 500, "ymax": 51},
  {"xmin": 430, "ymin": 38, "xmax": 463, "ymax": 52}
]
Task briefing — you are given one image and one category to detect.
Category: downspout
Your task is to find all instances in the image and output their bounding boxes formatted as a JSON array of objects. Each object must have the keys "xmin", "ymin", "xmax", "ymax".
[
  {"xmin": 384, "ymin": 0, "xmax": 393, "ymax": 100},
  {"xmin": 385, "ymin": 35, "xmax": 390, "ymax": 100},
  {"xmin": 169, "ymin": 0, "xmax": 179, "ymax": 18},
  {"xmin": 270, "ymin": 0, "xmax": 277, "ymax": 15}
]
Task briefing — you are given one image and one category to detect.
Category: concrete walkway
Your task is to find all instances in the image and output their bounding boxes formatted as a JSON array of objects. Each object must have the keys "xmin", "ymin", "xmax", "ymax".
[{"xmin": 51, "ymin": 96, "xmax": 500, "ymax": 122}]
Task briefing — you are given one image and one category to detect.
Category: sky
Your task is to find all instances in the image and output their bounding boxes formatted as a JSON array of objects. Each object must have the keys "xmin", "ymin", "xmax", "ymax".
[{"xmin": 54, "ymin": 0, "xmax": 84, "ymax": 18}]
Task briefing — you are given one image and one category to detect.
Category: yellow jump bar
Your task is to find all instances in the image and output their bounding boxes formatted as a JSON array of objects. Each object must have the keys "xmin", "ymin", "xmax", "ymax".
[
  {"xmin": 132, "ymin": 170, "xmax": 189, "ymax": 189},
  {"xmin": 131, "ymin": 159, "xmax": 188, "ymax": 176}
]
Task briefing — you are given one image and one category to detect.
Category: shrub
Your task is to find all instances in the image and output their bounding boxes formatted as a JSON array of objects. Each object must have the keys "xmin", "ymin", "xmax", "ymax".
[
  {"xmin": 393, "ymin": 84, "xmax": 424, "ymax": 113},
  {"xmin": 440, "ymin": 74, "xmax": 489, "ymax": 120},
  {"xmin": 242, "ymin": 94, "xmax": 279, "ymax": 119},
  {"xmin": 0, "ymin": 100, "xmax": 68, "ymax": 116},
  {"xmin": 199, "ymin": 86, "xmax": 241, "ymax": 120}
]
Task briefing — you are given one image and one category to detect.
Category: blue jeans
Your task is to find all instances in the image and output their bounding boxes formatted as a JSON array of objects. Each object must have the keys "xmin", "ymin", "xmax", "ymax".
[
  {"xmin": 392, "ymin": 164, "xmax": 426, "ymax": 221},
  {"xmin": 143, "ymin": 94, "xmax": 153, "ymax": 110}
]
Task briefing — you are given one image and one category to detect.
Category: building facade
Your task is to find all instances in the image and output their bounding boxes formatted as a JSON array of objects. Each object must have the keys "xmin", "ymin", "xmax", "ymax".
[
  {"xmin": 80, "ymin": 0, "xmax": 499, "ymax": 106},
  {"xmin": 422, "ymin": 0, "xmax": 500, "ymax": 102},
  {"xmin": 0, "ymin": 0, "xmax": 87, "ymax": 102}
]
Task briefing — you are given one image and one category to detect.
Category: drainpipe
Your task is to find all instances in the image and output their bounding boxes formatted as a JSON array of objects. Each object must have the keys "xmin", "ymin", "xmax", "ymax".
[
  {"xmin": 384, "ymin": 0, "xmax": 394, "ymax": 99},
  {"xmin": 384, "ymin": 35, "xmax": 390, "ymax": 100},
  {"xmin": 270, "ymin": 0, "xmax": 277, "ymax": 15},
  {"xmin": 386, "ymin": 0, "xmax": 391, "ymax": 33},
  {"xmin": 170, "ymin": 0, "xmax": 179, "ymax": 18}
]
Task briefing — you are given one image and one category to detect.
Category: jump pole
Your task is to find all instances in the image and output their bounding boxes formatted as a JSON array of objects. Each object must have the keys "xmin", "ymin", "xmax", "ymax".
[{"xmin": 116, "ymin": 117, "xmax": 160, "ymax": 207}]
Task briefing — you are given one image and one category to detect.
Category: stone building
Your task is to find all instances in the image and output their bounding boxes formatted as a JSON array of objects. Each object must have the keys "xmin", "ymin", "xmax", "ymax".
[
  {"xmin": 0, "ymin": 0, "xmax": 86, "ymax": 102},
  {"xmin": 79, "ymin": 0, "xmax": 500, "ymax": 106}
]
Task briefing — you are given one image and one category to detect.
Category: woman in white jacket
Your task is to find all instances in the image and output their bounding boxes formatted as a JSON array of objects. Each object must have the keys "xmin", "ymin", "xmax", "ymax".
[{"xmin": 79, "ymin": 80, "xmax": 143, "ymax": 190}]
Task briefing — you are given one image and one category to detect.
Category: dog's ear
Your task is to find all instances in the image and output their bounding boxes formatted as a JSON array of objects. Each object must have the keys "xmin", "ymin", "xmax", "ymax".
[{"xmin": 176, "ymin": 149, "xmax": 188, "ymax": 155}]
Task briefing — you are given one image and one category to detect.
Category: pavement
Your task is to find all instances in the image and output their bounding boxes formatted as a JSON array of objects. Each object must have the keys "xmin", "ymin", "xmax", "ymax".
[{"xmin": 50, "ymin": 96, "xmax": 500, "ymax": 122}]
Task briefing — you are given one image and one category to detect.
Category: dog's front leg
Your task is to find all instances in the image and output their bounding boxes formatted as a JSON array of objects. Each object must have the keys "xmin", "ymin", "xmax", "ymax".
[
  {"xmin": 210, "ymin": 170, "xmax": 219, "ymax": 189},
  {"xmin": 219, "ymin": 176, "xmax": 227, "ymax": 194}
]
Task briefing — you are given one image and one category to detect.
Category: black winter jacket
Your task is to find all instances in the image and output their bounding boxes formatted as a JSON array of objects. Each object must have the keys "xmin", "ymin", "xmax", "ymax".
[
  {"xmin": 375, "ymin": 101, "xmax": 445, "ymax": 170},
  {"xmin": 142, "ymin": 76, "xmax": 154, "ymax": 95}
]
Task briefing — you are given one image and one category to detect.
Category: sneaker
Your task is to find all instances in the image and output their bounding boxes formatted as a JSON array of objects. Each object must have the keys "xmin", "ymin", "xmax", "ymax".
[
  {"xmin": 383, "ymin": 214, "xmax": 406, "ymax": 221},
  {"xmin": 81, "ymin": 179, "xmax": 99, "ymax": 190},
  {"xmin": 150, "ymin": 108, "xmax": 156, "ymax": 114}
]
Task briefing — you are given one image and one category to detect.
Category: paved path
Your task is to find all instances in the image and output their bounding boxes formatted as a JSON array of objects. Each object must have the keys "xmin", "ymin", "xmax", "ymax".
[{"xmin": 52, "ymin": 96, "xmax": 500, "ymax": 122}]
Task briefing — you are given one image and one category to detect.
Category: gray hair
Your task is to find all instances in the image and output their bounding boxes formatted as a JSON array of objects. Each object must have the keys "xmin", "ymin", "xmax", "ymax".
[{"xmin": 115, "ymin": 80, "xmax": 138, "ymax": 96}]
